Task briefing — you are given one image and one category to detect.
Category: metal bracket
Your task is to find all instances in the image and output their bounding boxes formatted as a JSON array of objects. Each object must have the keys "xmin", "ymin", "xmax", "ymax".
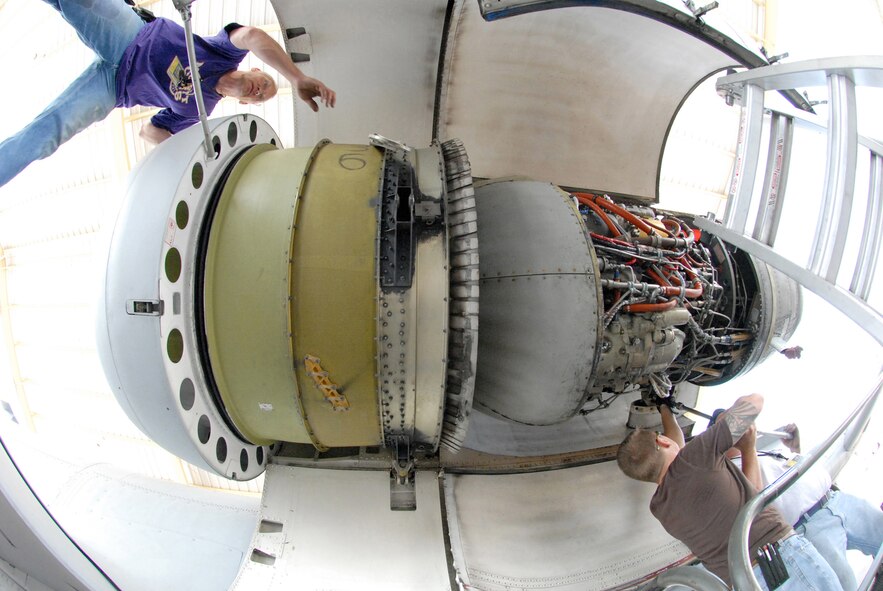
[
  {"xmin": 376, "ymin": 135, "xmax": 444, "ymax": 290},
  {"xmin": 761, "ymin": 47, "xmax": 789, "ymax": 64},
  {"xmin": 389, "ymin": 436, "xmax": 416, "ymax": 511},
  {"xmin": 126, "ymin": 299, "xmax": 163, "ymax": 316},
  {"xmin": 171, "ymin": 0, "xmax": 195, "ymax": 13},
  {"xmin": 802, "ymin": 90, "xmax": 828, "ymax": 107},
  {"xmin": 684, "ymin": 0, "xmax": 718, "ymax": 19},
  {"xmin": 285, "ymin": 27, "xmax": 306, "ymax": 39}
]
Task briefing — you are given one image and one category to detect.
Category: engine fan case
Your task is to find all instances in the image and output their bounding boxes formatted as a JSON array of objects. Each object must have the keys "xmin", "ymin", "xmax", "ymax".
[
  {"xmin": 203, "ymin": 142, "xmax": 385, "ymax": 448},
  {"xmin": 471, "ymin": 180, "xmax": 602, "ymax": 425}
]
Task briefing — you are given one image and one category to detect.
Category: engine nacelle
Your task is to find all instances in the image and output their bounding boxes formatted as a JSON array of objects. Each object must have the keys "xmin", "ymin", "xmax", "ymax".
[{"xmin": 97, "ymin": 118, "xmax": 800, "ymax": 479}]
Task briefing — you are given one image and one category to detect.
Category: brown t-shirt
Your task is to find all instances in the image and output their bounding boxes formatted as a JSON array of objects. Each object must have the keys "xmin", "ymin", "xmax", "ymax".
[{"xmin": 649, "ymin": 420, "xmax": 792, "ymax": 585}]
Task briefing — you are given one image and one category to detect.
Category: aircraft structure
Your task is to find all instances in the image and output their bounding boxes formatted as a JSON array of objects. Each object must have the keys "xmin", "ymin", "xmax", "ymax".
[
  {"xmin": 93, "ymin": 0, "xmax": 803, "ymax": 589},
  {"xmin": 2, "ymin": 1, "xmax": 881, "ymax": 591}
]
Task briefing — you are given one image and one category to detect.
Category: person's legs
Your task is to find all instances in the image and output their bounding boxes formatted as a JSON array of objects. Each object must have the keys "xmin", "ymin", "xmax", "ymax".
[
  {"xmin": 764, "ymin": 535, "xmax": 844, "ymax": 591},
  {"xmin": 799, "ymin": 503, "xmax": 855, "ymax": 591},
  {"xmin": 829, "ymin": 491, "xmax": 883, "ymax": 555},
  {"xmin": 42, "ymin": 0, "xmax": 144, "ymax": 64},
  {"xmin": 0, "ymin": 61, "xmax": 116, "ymax": 187}
]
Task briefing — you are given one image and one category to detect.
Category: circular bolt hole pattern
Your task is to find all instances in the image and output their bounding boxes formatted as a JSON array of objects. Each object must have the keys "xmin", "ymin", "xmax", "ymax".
[
  {"xmin": 249, "ymin": 120, "xmax": 258, "ymax": 142},
  {"xmin": 179, "ymin": 378, "xmax": 195, "ymax": 411},
  {"xmin": 198, "ymin": 414, "xmax": 211, "ymax": 444},
  {"xmin": 167, "ymin": 329, "xmax": 184, "ymax": 364},
  {"xmin": 227, "ymin": 122, "xmax": 238, "ymax": 147},
  {"xmin": 191, "ymin": 162, "xmax": 203, "ymax": 189},
  {"xmin": 175, "ymin": 201, "xmax": 189, "ymax": 229},
  {"xmin": 240, "ymin": 448, "xmax": 249, "ymax": 472},
  {"xmin": 165, "ymin": 248, "xmax": 182, "ymax": 283},
  {"xmin": 256, "ymin": 447, "xmax": 264, "ymax": 465},
  {"xmin": 216, "ymin": 437, "xmax": 228, "ymax": 463}
]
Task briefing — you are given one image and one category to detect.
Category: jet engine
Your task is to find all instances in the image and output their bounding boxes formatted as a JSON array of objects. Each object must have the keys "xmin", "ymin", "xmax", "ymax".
[{"xmin": 96, "ymin": 116, "xmax": 800, "ymax": 482}]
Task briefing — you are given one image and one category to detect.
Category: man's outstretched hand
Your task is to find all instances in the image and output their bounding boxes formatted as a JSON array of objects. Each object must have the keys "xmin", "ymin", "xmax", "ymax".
[
  {"xmin": 296, "ymin": 77, "xmax": 336, "ymax": 112},
  {"xmin": 778, "ymin": 423, "xmax": 801, "ymax": 453},
  {"xmin": 780, "ymin": 345, "xmax": 803, "ymax": 359}
]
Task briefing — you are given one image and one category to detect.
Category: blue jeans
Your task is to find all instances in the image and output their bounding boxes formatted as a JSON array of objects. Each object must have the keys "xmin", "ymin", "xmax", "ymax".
[
  {"xmin": 0, "ymin": 0, "xmax": 145, "ymax": 187},
  {"xmin": 798, "ymin": 491, "xmax": 883, "ymax": 591},
  {"xmin": 752, "ymin": 534, "xmax": 843, "ymax": 591}
]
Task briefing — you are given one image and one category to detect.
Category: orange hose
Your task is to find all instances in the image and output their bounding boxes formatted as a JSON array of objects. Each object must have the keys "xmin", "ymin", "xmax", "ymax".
[
  {"xmin": 662, "ymin": 218, "xmax": 681, "ymax": 235},
  {"xmin": 624, "ymin": 298, "xmax": 680, "ymax": 313},
  {"xmin": 660, "ymin": 284, "xmax": 703, "ymax": 299},
  {"xmin": 647, "ymin": 267, "xmax": 703, "ymax": 299},
  {"xmin": 574, "ymin": 192, "xmax": 672, "ymax": 237},
  {"xmin": 590, "ymin": 232, "xmax": 635, "ymax": 249},
  {"xmin": 576, "ymin": 194, "xmax": 622, "ymax": 236},
  {"xmin": 647, "ymin": 267, "xmax": 671, "ymax": 286}
]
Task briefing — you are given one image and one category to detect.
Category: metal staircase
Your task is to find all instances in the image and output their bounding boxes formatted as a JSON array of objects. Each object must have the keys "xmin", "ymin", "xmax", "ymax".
[
  {"xmin": 648, "ymin": 56, "xmax": 883, "ymax": 591},
  {"xmin": 693, "ymin": 56, "xmax": 883, "ymax": 346}
]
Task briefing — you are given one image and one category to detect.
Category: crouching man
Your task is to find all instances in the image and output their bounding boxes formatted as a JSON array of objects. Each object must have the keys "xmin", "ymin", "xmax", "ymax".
[{"xmin": 616, "ymin": 394, "xmax": 843, "ymax": 590}]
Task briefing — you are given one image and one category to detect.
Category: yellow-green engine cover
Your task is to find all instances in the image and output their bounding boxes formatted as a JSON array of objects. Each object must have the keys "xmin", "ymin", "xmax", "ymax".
[{"xmin": 203, "ymin": 143, "xmax": 383, "ymax": 448}]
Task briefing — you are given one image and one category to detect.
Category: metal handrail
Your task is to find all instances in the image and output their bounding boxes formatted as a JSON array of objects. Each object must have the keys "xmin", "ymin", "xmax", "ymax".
[
  {"xmin": 728, "ymin": 370, "xmax": 883, "ymax": 591},
  {"xmin": 655, "ymin": 565, "xmax": 729, "ymax": 591},
  {"xmin": 172, "ymin": 0, "xmax": 214, "ymax": 157},
  {"xmin": 696, "ymin": 56, "xmax": 883, "ymax": 346}
]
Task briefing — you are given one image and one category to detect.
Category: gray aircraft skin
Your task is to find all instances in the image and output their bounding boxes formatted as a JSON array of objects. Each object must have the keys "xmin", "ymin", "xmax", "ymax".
[{"xmin": 1, "ymin": 1, "xmax": 881, "ymax": 590}]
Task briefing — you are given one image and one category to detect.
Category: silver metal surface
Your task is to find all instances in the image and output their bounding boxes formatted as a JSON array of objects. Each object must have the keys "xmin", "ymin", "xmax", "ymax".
[
  {"xmin": 461, "ymin": 382, "xmax": 699, "ymax": 456},
  {"xmin": 656, "ymin": 565, "xmax": 729, "ymax": 591},
  {"xmin": 444, "ymin": 460, "xmax": 691, "ymax": 591},
  {"xmin": 177, "ymin": 6, "xmax": 213, "ymax": 157},
  {"xmin": 850, "ymin": 153, "xmax": 883, "ymax": 300},
  {"xmin": 753, "ymin": 112, "xmax": 793, "ymax": 246},
  {"xmin": 2, "ymin": 427, "xmax": 259, "ymax": 591},
  {"xmin": 232, "ymin": 465, "xmax": 453, "ymax": 590},
  {"xmin": 695, "ymin": 216, "xmax": 883, "ymax": 345},
  {"xmin": 809, "ymin": 73, "xmax": 857, "ymax": 282},
  {"xmin": 413, "ymin": 145, "xmax": 450, "ymax": 450},
  {"xmin": 376, "ymin": 144, "xmax": 451, "ymax": 451},
  {"xmin": 0, "ymin": 430, "xmax": 121, "ymax": 591},
  {"xmin": 441, "ymin": 139, "xmax": 479, "ymax": 452},
  {"xmin": 724, "ymin": 83, "xmax": 764, "ymax": 233},
  {"xmin": 270, "ymin": 0, "xmax": 446, "ymax": 147},
  {"xmin": 97, "ymin": 116, "xmax": 279, "ymax": 480},
  {"xmin": 376, "ymin": 286, "xmax": 420, "ymax": 444},
  {"xmin": 439, "ymin": 1, "xmax": 747, "ymax": 199},
  {"xmin": 376, "ymin": 238, "xmax": 449, "ymax": 449},
  {"xmin": 471, "ymin": 180, "xmax": 599, "ymax": 425},
  {"xmin": 715, "ymin": 55, "xmax": 883, "ymax": 93},
  {"xmin": 762, "ymin": 104, "xmax": 883, "ymax": 161},
  {"xmin": 735, "ymin": 260, "xmax": 802, "ymax": 381}
]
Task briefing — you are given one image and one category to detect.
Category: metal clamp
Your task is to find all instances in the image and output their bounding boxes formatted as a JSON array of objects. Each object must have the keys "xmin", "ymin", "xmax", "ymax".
[{"xmin": 389, "ymin": 435, "xmax": 416, "ymax": 511}]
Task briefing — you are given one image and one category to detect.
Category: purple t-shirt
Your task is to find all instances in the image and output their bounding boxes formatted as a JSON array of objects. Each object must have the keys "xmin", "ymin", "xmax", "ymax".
[{"xmin": 115, "ymin": 18, "xmax": 248, "ymax": 134}]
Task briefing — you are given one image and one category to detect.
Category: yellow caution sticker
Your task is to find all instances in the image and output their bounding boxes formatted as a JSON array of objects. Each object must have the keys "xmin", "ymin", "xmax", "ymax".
[{"xmin": 304, "ymin": 355, "xmax": 350, "ymax": 411}]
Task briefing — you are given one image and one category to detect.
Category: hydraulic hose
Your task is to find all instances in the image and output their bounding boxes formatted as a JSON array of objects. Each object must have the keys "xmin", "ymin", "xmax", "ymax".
[{"xmin": 574, "ymin": 192, "xmax": 673, "ymax": 238}]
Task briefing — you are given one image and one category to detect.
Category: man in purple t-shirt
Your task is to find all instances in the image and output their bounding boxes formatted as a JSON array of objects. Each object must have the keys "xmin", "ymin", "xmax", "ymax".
[{"xmin": 0, "ymin": 0, "xmax": 336, "ymax": 187}]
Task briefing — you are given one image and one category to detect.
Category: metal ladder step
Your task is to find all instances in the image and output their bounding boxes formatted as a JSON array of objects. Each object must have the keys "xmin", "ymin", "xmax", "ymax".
[{"xmin": 700, "ymin": 56, "xmax": 883, "ymax": 346}]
